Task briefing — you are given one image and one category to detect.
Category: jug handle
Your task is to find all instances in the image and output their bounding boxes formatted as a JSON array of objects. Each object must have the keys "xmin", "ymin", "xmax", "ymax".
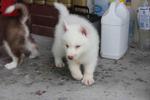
[{"xmin": 107, "ymin": 2, "xmax": 118, "ymax": 17}]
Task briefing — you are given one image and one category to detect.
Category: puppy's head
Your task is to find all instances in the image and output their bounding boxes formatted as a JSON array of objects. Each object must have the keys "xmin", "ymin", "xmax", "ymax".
[{"xmin": 62, "ymin": 22, "xmax": 89, "ymax": 61}]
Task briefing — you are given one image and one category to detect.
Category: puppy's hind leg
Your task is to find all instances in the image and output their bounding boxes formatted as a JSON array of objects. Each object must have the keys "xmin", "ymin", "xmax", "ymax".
[
  {"xmin": 3, "ymin": 41, "xmax": 19, "ymax": 69},
  {"xmin": 25, "ymin": 36, "xmax": 39, "ymax": 59}
]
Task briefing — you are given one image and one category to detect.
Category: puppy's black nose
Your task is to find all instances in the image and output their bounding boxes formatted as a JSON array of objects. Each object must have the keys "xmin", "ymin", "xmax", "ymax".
[{"xmin": 68, "ymin": 56, "xmax": 74, "ymax": 60}]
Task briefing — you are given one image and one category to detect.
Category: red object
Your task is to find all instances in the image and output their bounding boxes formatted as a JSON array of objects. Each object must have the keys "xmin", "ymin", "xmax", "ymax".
[{"xmin": 1, "ymin": 0, "xmax": 18, "ymax": 16}]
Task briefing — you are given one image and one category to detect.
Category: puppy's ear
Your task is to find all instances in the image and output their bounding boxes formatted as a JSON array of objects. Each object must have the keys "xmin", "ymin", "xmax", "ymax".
[
  {"xmin": 80, "ymin": 27, "xmax": 87, "ymax": 37},
  {"xmin": 63, "ymin": 21, "xmax": 68, "ymax": 32}
]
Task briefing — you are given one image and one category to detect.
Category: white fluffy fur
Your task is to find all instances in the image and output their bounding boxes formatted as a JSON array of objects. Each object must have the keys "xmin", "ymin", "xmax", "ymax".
[{"xmin": 52, "ymin": 3, "xmax": 99, "ymax": 85}]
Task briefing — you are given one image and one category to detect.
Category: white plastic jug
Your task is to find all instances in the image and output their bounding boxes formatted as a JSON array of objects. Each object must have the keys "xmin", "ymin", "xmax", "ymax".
[{"xmin": 101, "ymin": 2, "xmax": 130, "ymax": 59}]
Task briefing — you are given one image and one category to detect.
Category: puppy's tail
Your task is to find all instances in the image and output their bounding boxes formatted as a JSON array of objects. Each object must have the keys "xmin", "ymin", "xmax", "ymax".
[
  {"xmin": 54, "ymin": 2, "xmax": 69, "ymax": 18},
  {"xmin": 5, "ymin": 3, "xmax": 29, "ymax": 24}
]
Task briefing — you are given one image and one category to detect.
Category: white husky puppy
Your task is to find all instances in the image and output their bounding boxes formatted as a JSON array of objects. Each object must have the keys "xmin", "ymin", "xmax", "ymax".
[{"xmin": 52, "ymin": 3, "xmax": 99, "ymax": 85}]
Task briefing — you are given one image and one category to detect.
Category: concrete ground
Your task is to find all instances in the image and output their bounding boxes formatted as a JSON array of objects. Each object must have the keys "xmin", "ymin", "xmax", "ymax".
[{"xmin": 0, "ymin": 35, "xmax": 150, "ymax": 100}]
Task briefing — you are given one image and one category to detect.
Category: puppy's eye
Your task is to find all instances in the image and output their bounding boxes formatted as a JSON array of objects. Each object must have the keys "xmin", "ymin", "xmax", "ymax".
[
  {"xmin": 66, "ymin": 44, "xmax": 69, "ymax": 48},
  {"xmin": 76, "ymin": 45, "xmax": 81, "ymax": 49}
]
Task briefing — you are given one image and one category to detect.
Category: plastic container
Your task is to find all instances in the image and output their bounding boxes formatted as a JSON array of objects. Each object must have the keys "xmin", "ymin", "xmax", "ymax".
[
  {"xmin": 94, "ymin": 0, "xmax": 109, "ymax": 16},
  {"xmin": 138, "ymin": 0, "xmax": 150, "ymax": 50},
  {"xmin": 101, "ymin": 2, "xmax": 130, "ymax": 59},
  {"xmin": 137, "ymin": 0, "xmax": 150, "ymax": 30}
]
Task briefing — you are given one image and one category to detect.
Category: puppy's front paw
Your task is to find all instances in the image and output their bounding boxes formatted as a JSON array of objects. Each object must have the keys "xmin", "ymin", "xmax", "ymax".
[
  {"xmin": 82, "ymin": 75, "xmax": 95, "ymax": 86},
  {"xmin": 29, "ymin": 50, "xmax": 39, "ymax": 59},
  {"xmin": 72, "ymin": 73, "xmax": 83, "ymax": 81},
  {"xmin": 55, "ymin": 60, "xmax": 65, "ymax": 68},
  {"xmin": 5, "ymin": 62, "xmax": 17, "ymax": 70},
  {"xmin": 56, "ymin": 63, "xmax": 65, "ymax": 68}
]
